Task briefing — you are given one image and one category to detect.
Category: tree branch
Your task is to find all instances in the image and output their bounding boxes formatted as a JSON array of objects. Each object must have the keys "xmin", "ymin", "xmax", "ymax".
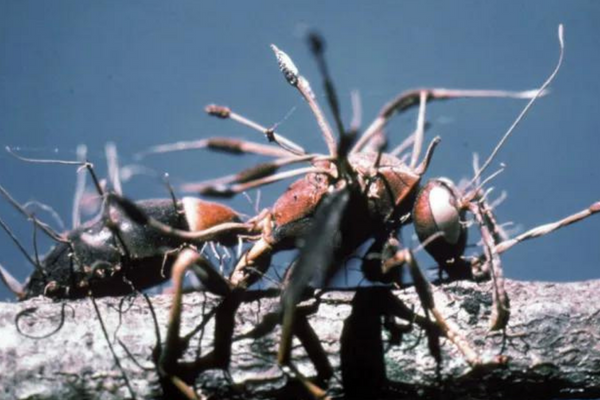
[{"xmin": 1, "ymin": 279, "xmax": 599, "ymax": 399}]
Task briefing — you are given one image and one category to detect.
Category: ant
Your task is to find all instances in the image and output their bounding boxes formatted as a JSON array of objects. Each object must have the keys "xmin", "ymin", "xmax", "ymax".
[{"xmin": 1, "ymin": 24, "xmax": 598, "ymax": 399}]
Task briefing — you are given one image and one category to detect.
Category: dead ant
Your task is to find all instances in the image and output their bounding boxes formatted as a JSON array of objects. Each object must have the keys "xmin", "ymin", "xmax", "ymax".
[
  {"xmin": 0, "ymin": 148, "xmax": 251, "ymax": 300},
  {"xmin": 1, "ymin": 24, "xmax": 598, "ymax": 399},
  {"xmin": 114, "ymin": 25, "xmax": 597, "ymax": 398}
]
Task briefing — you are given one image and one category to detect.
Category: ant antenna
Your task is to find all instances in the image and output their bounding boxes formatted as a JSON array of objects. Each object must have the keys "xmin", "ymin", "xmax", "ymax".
[
  {"xmin": 6, "ymin": 146, "xmax": 105, "ymax": 197},
  {"xmin": 72, "ymin": 144, "xmax": 88, "ymax": 228},
  {"xmin": 307, "ymin": 31, "xmax": 346, "ymax": 137},
  {"xmin": 468, "ymin": 24, "xmax": 565, "ymax": 189}
]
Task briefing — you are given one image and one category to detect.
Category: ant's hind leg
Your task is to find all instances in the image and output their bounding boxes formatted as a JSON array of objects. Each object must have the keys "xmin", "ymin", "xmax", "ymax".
[
  {"xmin": 468, "ymin": 201, "xmax": 510, "ymax": 331},
  {"xmin": 385, "ymin": 248, "xmax": 483, "ymax": 367}
]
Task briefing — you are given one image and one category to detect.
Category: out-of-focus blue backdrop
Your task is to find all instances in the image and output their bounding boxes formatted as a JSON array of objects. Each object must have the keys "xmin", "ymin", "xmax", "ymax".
[{"xmin": 1, "ymin": 1, "xmax": 599, "ymax": 301}]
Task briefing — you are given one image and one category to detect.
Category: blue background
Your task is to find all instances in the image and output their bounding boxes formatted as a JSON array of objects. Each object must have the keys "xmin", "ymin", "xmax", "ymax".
[{"xmin": 1, "ymin": 1, "xmax": 599, "ymax": 301}]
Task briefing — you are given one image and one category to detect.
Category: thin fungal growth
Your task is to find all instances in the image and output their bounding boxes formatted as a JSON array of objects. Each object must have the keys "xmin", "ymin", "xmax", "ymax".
[
  {"xmin": 91, "ymin": 297, "xmax": 137, "ymax": 400},
  {"xmin": 410, "ymin": 91, "xmax": 428, "ymax": 169},
  {"xmin": 0, "ymin": 216, "xmax": 41, "ymax": 273},
  {"xmin": 179, "ymin": 154, "xmax": 318, "ymax": 194},
  {"xmin": 0, "ymin": 183, "xmax": 65, "ymax": 243},
  {"xmin": 349, "ymin": 89, "xmax": 362, "ymax": 135},
  {"xmin": 205, "ymin": 104, "xmax": 306, "ymax": 155},
  {"xmin": 468, "ymin": 24, "xmax": 565, "ymax": 188},
  {"xmin": 162, "ymin": 173, "xmax": 180, "ymax": 215},
  {"xmin": 6, "ymin": 146, "xmax": 105, "ymax": 196},
  {"xmin": 351, "ymin": 88, "xmax": 550, "ymax": 155},
  {"xmin": 23, "ymin": 201, "xmax": 66, "ymax": 232},
  {"xmin": 72, "ymin": 144, "xmax": 88, "ymax": 228},
  {"xmin": 494, "ymin": 201, "xmax": 600, "ymax": 255},
  {"xmin": 271, "ymin": 44, "xmax": 338, "ymax": 156},
  {"xmin": 390, "ymin": 122, "xmax": 431, "ymax": 157},
  {"xmin": 105, "ymin": 142, "xmax": 123, "ymax": 196},
  {"xmin": 137, "ymin": 136, "xmax": 298, "ymax": 159}
]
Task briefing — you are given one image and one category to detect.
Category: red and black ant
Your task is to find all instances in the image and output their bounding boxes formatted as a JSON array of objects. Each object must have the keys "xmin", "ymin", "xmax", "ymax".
[{"xmin": 1, "ymin": 25, "xmax": 598, "ymax": 399}]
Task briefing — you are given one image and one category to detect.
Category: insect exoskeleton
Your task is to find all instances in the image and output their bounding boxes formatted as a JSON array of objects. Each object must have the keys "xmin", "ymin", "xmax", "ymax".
[
  {"xmin": 270, "ymin": 166, "xmax": 333, "ymax": 246},
  {"xmin": 266, "ymin": 151, "xmax": 421, "ymax": 254},
  {"xmin": 349, "ymin": 151, "xmax": 421, "ymax": 223},
  {"xmin": 412, "ymin": 178, "xmax": 470, "ymax": 279},
  {"xmin": 22, "ymin": 197, "xmax": 241, "ymax": 300}
]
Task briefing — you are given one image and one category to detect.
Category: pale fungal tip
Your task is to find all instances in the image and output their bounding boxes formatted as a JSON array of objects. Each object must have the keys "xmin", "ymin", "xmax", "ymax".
[
  {"xmin": 558, "ymin": 24, "xmax": 564, "ymax": 44},
  {"xmin": 271, "ymin": 44, "xmax": 299, "ymax": 86}
]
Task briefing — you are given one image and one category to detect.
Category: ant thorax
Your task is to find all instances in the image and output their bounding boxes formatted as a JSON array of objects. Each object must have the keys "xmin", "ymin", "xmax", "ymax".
[{"xmin": 349, "ymin": 151, "xmax": 421, "ymax": 225}]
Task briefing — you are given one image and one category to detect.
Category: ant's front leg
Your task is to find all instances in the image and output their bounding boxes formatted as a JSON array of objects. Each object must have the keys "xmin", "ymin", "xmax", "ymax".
[
  {"xmin": 467, "ymin": 200, "xmax": 510, "ymax": 330},
  {"xmin": 156, "ymin": 248, "xmax": 239, "ymax": 399},
  {"xmin": 236, "ymin": 292, "xmax": 334, "ymax": 388},
  {"xmin": 382, "ymin": 246, "xmax": 486, "ymax": 367}
]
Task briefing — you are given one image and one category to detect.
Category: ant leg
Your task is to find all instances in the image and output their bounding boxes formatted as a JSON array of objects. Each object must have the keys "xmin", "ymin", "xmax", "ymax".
[
  {"xmin": 352, "ymin": 88, "xmax": 545, "ymax": 154},
  {"xmin": 385, "ymin": 248, "xmax": 482, "ymax": 366},
  {"xmin": 158, "ymin": 249, "xmax": 236, "ymax": 398},
  {"xmin": 236, "ymin": 297, "xmax": 334, "ymax": 387},
  {"xmin": 288, "ymin": 308, "xmax": 334, "ymax": 383},
  {"xmin": 468, "ymin": 201, "xmax": 509, "ymax": 331}
]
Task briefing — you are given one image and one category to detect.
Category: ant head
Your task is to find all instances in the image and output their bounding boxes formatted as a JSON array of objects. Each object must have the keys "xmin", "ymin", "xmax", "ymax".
[{"xmin": 413, "ymin": 178, "xmax": 470, "ymax": 279}]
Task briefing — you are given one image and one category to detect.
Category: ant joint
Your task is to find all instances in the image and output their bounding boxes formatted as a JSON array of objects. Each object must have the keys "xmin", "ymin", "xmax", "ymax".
[{"xmin": 265, "ymin": 128, "xmax": 276, "ymax": 142}]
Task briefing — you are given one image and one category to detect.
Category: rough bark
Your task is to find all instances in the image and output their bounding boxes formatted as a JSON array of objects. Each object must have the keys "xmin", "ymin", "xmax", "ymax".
[{"xmin": 1, "ymin": 279, "xmax": 599, "ymax": 400}]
